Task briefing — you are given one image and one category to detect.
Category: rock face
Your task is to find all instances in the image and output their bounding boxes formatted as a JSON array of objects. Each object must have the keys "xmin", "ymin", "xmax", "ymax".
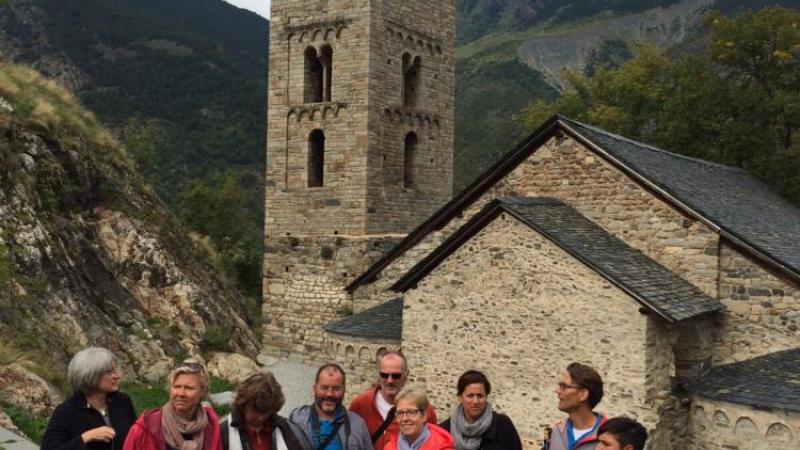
[
  {"xmin": 0, "ymin": 64, "xmax": 258, "ymax": 393},
  {"xmin": 0, "ymin": 363, "xmax": 63, "ymax": 418},
  {"xmin": 207, "ymin": 352, "xmax": 261, "ymax": 384}
]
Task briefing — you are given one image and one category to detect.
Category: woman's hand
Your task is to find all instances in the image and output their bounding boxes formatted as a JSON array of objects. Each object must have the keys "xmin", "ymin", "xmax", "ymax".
[{"xmin": 81, "ymin": 426, "xmax": 116, "ymax": 443}]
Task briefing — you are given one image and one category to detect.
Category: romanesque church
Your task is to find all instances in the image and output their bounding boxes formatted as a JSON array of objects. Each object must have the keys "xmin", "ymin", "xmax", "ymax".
[{"xmin": 260, "ymin": 1, "xmax": 800, "ymax": 449}]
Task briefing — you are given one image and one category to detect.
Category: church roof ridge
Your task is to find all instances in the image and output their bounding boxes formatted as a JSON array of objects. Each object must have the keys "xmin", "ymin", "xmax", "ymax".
[
  {"xmin": 391, "ymin": 197, "xmax": 724, "ymax": 323},
  {"xmin": 346, "ymin": 116, "xmax": 800, "ymax": 294}
]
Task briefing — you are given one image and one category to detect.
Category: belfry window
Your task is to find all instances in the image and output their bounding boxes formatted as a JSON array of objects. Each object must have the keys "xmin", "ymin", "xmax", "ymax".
[
  {"xmin": 304, "ymin": 46, "xmax": 333, "ymax": 103},
  {"xmin": 402, "ymin": 53, "xmax": 421, "ymax": 108},
  {"xmin": 308, "ymin": 130, "xmax": 325, "ymax": 187},
  {"xmin": 403, "ymin": 132, "xmax": 417, "ymax": 188}
]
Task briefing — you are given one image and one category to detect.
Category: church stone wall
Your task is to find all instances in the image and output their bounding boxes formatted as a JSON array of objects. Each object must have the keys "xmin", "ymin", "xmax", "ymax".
[
  {"xmin": 688, "ymin": 397, "xmax": 800, "ymax": 450},
  {"xmin": 262, "ymin": 235, "xmax": 399, "ymax": 362},
  {"xmin": 402, "ymin": 216, "xmax": 680, "ymax": 450},
  {"xmin": 322, "ymin": 333, "xmax": 401, "ymax": 402},
  {"xmin": 353, "ymin": 135, "xmax": 720, "ymax": 309},
  {"xmin": 715, "ymin": 243, "xmax": 800, "ymax": 364}
]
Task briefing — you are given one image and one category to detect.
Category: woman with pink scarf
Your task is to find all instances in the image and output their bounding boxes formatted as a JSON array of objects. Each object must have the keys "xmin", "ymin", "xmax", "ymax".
[{"xmin": 123, "ymin": 360, "xmax": 222, "ymax": 450}]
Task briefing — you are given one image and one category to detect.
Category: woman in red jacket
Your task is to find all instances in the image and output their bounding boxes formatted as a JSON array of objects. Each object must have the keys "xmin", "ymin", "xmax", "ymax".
[
  {"xmin": 123, "ymin": 359, "xmax": 222, "ymax": 450},
  {"xmin": 383, "ymin": 386, "xmax": 453, "ymax": 450}
]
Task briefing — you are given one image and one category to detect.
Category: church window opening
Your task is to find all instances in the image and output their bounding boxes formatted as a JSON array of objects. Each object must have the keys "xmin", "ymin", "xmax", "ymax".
[
  {"xmin": 404, "ymin": 132, "xmax": 418, "ymax": 188},
  {"xmin": 304, "ymin": 47, "xmax": 323, "ymax": 103},
  {"xmin": 308, "ymin": 129, "xmax": 325, "ymax": 187},
  {"xmin": 320, "ymin": 45, "xmax": 333, "ymax": 102},
  {"xmin": 402, "ymin": 53, "xmax": 421, "ymax": 108}
]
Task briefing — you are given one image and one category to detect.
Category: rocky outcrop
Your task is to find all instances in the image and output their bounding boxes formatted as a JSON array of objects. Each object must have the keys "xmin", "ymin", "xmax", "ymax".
[
  {"xmin": 0, "ymin": 363, "xmax": 63, "ymax": 418},
  {"xmin": 517, "ymin": 0, "xmax": 715, "ymax": 90},
  {"xmin": 207, "ymin": 352, "xmax": 261, "ymax": 384},
  {"xmin": 0, "ymin": 64, "xmax": 258, "ymax": 393}
]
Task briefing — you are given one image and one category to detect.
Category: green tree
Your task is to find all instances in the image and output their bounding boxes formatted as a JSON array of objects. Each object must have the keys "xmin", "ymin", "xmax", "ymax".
[{"xmin": 520, "ymin": 7, "xmax": 800, "ymax": 205}]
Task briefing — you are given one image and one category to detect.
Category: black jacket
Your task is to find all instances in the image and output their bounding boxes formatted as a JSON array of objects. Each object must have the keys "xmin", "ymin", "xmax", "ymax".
[
  {"xmin": 41, "ymin": 390, "xmax": 137, "ymax": 450},
  {"xmin": 440, "ymin": 412, "xmax": 522, "ymax": 450}
]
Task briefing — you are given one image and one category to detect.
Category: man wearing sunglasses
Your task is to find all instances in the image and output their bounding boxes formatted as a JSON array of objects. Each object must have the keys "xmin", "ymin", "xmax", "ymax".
[{"xmin": 349, "ymin": 352, "xmax": 437, "ymax": 450}]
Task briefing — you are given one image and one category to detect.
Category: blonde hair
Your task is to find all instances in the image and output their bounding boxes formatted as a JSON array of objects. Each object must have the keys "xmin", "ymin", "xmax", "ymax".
[
  {"xmin": 166, "ymin": 358, "xmax": 209, "ymax": 397},
  {"xmin": 395, "ymin": 384, "xmax": 429, "ymax": 412}
]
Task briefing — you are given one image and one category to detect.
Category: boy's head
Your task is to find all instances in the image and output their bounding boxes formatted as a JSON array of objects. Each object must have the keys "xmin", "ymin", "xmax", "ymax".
[{"xmin": 597, "ymin": 417, "xmax": 648, "ymax": 450}]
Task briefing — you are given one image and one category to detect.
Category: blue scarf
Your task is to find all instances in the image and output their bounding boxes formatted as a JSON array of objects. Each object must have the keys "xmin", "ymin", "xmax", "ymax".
[
  {"xmin": 566, "ymin": 414, "xmax": 601, "ymax": 450},
  {"xmin": 399, "ymin": 424, "xmax": 431, "ymax": 450},
  {"xmin": 310, "ymin": 405, "xmax": 347, "ymax": 449}
]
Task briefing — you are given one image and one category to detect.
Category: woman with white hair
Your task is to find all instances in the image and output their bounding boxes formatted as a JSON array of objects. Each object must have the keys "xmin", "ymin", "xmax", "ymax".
[
  {"xmin": 123, "ymin": 359, "xmax": 222, "ymax": 450},
  {"xmin": 41, "ymin": 347, "xmax": 137, "ymax": 450}
]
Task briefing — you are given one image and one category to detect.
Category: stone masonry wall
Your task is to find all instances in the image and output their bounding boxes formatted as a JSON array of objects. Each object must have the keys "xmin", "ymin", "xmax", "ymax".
[
  {"xmin": 262, "ymin": 235, "xmax": 399, "ymax": 362},
  {"xmin": 715, "ymin": 242, "xmax": 800, "ymax": 364},
  {"xmin": 402, "ymin": 214, "xmax": 678, "ymax": 450},
  {"xmin": 363, "ymin": 0, "xmax": 455, "ymax": 235},
  {"xmin": 264, "ymin": 0, "xmax": 455, "ymax": 359},
  {"xmin": 353, "ymin": 135, "xmax": 720, "ymax": 309},
  {"xmin": 266, "ymin": 0, "xmax": 373, "ymax": 236},
  {"xmin": 688, "ymin": 397, "xmax": 800, "ymax": 450},
  {"xmin": 323, "ymin": 333, "xmax": 401, "ymax": 402}
]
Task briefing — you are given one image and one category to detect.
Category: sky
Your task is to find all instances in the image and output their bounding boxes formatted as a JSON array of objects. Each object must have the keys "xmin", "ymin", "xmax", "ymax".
[{"xmin": 224, "ymin": 0, "xmax": 270, "ymax": 19}]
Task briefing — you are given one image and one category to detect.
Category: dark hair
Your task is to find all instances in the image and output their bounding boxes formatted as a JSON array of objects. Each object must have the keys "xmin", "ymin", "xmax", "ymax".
[
  {"xmin": 233, "ymin": 372, "xmax": 285, "ymax": 415},
  {"xmin": 315, "ymin": 363, "xmax": 346, "ymax": 384},
  {"xmin": 598, "ymin": 417, "xmax": 648, "ymax": 450},
  {"xmin": 567, "ymin": 362, "xmax": 604, "ymax": 408},
  {"xmin": 456, "ymin": 370, "xmax": 491, "ymax": 396}
]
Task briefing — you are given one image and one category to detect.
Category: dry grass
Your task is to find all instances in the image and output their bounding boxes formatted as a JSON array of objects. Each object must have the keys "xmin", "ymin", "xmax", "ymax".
[{"xmin": 0, "ymin": 62, "xmax": 125, "ymax": 155}]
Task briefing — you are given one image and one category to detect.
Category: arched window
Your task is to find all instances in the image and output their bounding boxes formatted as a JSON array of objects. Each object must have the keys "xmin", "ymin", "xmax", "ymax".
[
  {"xmin": 319, "ymin": 45, "xmax": 333, "ymax": 102},
  {"xmin": 308, "ymin": 130, "xmax": 325, "ymax": 187},
  {"xmin": 403, "ymin": 132, "xmax": 417, "ymax": 188},
  {"xmin": 402, "ymin": 53, "xmax": 421, "ymax": 108},
  {"xmin": 304, "ymin": 47, "xmax": 323, "ymax": 103}
]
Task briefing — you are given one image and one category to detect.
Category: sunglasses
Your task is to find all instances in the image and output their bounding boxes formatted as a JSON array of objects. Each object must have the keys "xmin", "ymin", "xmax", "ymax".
[
  {"xmin": 175, "ymin": 362, "xmax": 205, "ymax": 373},
  {"xmin": 379, "ymin": 372, "xmax": 404, "ymax": 380}
]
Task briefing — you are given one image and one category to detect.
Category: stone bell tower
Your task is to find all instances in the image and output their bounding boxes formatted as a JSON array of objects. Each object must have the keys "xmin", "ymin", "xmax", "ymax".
[{"xmin": 262, "ymin": 0, "xmax": 455, "ymax": 362}]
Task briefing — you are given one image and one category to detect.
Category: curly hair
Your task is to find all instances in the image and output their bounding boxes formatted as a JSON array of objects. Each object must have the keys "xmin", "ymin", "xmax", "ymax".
[{"xmin": 232, "ymin": 371, "xmax": 285, "ymax": 415}]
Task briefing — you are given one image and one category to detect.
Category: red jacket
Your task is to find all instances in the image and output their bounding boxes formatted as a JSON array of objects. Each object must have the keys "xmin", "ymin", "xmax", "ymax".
[
  {"xmin": 349, "ymin": 386, "xmax": 437, "ymax": 450},
  {"xmin": 383, "ymin": 424, "xmax": 453, "ymax": 450},
  {"xmin": 123, "ymin": 405, "xmax": 222, "ymax": 450}
]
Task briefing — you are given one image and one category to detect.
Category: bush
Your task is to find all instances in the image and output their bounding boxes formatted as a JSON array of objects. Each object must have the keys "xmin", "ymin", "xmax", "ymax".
[{"xmin": 200, "ymin": 325, "xmax": 233, "ymax": 353}]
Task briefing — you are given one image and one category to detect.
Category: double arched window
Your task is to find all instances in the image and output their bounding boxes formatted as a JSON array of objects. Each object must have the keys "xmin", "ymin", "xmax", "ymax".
[
  {"xmin": 304, "ymin": 45, "xmax": 333, "ymax": 103},
  {"xmin": 308, "ymin": 130, "xmax": 325, "ymax": 187}
]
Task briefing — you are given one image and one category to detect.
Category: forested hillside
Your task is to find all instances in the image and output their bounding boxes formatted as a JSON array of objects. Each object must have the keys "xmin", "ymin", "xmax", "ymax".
[{"xmin": 0, "ymin": 0, "xmax": 268, "ymax": 296}]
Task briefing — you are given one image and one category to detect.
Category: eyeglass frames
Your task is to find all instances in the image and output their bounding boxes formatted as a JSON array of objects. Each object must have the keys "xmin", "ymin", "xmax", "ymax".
[{"xmin": 379, "ymin": 372, "xmax": 404, "ymax": 380}]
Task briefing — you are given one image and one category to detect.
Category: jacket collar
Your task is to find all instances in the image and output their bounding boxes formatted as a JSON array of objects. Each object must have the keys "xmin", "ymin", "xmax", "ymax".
[{"xmin": 67, "ymin": 390, "xmax": 119, "ymax": 408}]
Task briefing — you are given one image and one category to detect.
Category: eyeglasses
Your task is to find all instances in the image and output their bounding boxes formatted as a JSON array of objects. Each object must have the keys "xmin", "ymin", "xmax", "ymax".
[
  {"xmin": 175, "ymin": 362, "xmax": 205, "ymax": 373},
  {"xmin": 379, "ymin": 372, "xmax": 404, "ymax": 380},
  {"xmin": 395, "ymin": 409, "xmax": 421, "ymax": 418},
  {"xmin": 556, "ymin": 382, "xmax": 581, "ymax": 392}
]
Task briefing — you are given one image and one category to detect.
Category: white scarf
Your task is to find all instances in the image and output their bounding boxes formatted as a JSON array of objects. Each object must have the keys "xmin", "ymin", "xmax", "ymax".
[{"xmin": 225, "ymin": 414, "xmax": 289, "ymax": 450}]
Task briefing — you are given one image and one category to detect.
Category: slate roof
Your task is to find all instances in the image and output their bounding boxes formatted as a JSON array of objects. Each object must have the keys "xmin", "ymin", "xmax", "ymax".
[
  {"xmin": 347, "ymin": 116, "xmax": 800, "ymax": 293},
  {"xmin": 687, "ymin": 348, "xmax": 800, "ymax": 412},
  {"xmin": 560, "ymin": 118, "xmax": 800, "ymax": 280},
  {"xmin": 323, "ymin": 297, "xmax": 403, "ymax": 340},
  {"xmin": 391, "ymin": 197, "xmax": 724, "ymax": 323}
]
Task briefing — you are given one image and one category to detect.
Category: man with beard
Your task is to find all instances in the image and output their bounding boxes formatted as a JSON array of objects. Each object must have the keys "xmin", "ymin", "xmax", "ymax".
[
  {"xmin": 290, "ymin": 364, "xmax": 373, "ymax": 450},
  {"xmin": 349, "ymin": 352, "xmax": 437, "ymax": 450}
]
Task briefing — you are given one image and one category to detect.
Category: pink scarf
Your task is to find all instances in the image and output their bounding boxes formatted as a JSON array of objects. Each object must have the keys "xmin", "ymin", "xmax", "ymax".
[{"xmin": 161, "ymin": 401, "xmax": 208, "ymax": 450}]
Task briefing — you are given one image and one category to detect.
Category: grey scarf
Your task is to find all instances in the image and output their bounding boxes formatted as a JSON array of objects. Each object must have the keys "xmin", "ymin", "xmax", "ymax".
[
  {"xmin": 449, "ymin": 403, "xmax": 493, "ymax": 450},
  {"xmin": 398, "ymin": 424, "xmax": 431, "ymax": 450}
]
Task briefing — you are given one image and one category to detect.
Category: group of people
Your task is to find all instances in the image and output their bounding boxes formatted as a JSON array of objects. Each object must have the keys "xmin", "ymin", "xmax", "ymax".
[{"xmin": 40, "ymin": 348, "xmax": 648, "ymax": 450}]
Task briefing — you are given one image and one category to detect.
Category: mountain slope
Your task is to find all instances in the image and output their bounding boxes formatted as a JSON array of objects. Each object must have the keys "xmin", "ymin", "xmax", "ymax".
[
  {"xmin": 0, "ymin": 63, "xmax": 259, "ymax": 389},
  {"xmin": 0, "ymin": 0, "xmax": 268, "ymax": 207}
]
